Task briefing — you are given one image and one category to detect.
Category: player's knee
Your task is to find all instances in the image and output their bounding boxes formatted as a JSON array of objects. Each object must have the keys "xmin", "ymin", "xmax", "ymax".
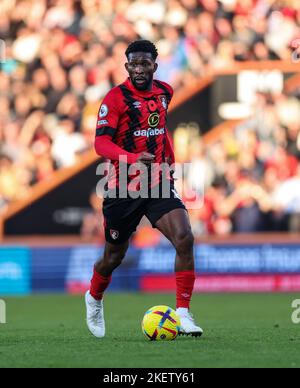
[{"xmin": 173, "ymin": 230, "xmax": 194, "ymax": 256}]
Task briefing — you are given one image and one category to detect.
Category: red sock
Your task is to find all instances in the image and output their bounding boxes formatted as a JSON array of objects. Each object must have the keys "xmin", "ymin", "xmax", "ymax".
[
  {"xmin": 176, "ymin": 270, "xmax": 195, "ymax": 309},
  {"xmin": 90, "ymin": 267, "xmax": 112, "ymax": 301}
]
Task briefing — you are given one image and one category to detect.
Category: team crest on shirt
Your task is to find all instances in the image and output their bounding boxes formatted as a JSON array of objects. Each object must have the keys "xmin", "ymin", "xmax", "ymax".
[
  {"xmin": 99, "ymin": 104, "xmax": 108, "ymax": 118},
  {"xmin": 110, "ymin": 229, "xmax": 119, "ymax": 240},
  {"xmin": 159, "ymin": 95, "xmax": 168, "ymax": 110}
]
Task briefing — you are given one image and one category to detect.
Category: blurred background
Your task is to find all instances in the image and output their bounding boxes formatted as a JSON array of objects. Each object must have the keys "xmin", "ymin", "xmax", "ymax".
[{"xmin": 1, "ymin": 0, "xmax": 300, "ymax": 296}]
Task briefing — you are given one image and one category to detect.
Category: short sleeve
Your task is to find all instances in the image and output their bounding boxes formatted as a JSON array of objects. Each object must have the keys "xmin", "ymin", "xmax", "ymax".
[
  {"xmin": 165, "ymin": 83, "xmax": 174, "ymax": 103},
  {"xmin": 154, "ymin": 80, "xmax": 174, "ymax": 105},
  {"xmin": 96, "ymin": 89, "xmax": 121, "ymax": 138}
]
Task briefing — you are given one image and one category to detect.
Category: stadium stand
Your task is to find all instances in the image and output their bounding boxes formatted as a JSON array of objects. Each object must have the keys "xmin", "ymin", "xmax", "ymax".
[{"xmin": 178, "ymin": 90, "xmax": 300, "ymax": 237}]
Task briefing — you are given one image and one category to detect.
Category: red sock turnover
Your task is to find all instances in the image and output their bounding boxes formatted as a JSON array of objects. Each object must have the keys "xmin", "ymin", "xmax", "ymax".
[
  {"xmin": 176, "ymin": 270, "xmax": 195, "ymax": 309},
  {"xmin": 90, "ymin": 267, "xmax": 112, "ymax": 301}
]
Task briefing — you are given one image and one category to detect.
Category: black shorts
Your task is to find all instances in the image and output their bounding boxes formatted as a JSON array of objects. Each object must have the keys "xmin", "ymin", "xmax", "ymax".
[{"xmin": 103, "ymin": 184, "xmax": 186, "ymax": 244}]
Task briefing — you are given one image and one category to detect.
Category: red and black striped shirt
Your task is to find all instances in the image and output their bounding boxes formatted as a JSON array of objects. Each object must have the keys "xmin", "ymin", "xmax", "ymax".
[{"xmin": 95, "ymin": 78, "xmax": 175, "ymax": 190}]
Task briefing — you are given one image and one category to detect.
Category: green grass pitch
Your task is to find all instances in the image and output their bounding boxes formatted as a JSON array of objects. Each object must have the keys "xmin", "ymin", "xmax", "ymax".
[{"xmin": 0, "ymin": 293, "xmax": 299, "ymax": 368}]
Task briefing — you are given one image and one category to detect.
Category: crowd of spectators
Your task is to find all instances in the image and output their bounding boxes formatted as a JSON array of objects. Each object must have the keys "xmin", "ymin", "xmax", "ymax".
[
  {"xmin": 128, "ymin": 88, "xmax": 300, "ymax": 245},
  {"xmin": 177, "ymin": 89, "xmax": 300, "ymax": 237},
  {"xmin": 0, "ymin": 0, "xmax": 300, "ymax": 239}
]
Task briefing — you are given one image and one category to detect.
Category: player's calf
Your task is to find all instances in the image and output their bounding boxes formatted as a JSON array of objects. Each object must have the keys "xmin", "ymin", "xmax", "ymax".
[
  {"xmin": 95, "ymin": 241, "xmax": 129, "ymax": 276},
  {"xmin": 173, "ymin": 230, "xmax": 195, "ymax": 272}
]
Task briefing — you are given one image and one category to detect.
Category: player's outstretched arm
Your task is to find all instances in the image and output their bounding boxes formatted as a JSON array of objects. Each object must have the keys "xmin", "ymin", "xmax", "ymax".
[
  {"xmin": 136, "ymin": 152, "xmax": 155, "ymax": 166},
  {"xmin": 95, "ymin": 135, "xmax": 140, "ymax": 164}
]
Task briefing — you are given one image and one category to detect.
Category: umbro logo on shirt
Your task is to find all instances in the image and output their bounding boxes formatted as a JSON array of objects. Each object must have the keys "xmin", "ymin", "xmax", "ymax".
[{"xmin": 133, "ymin": 101, "xmax": 142, "ymax": 109}]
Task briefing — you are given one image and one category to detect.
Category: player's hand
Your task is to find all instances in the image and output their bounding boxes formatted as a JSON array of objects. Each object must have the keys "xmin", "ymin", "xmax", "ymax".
[
  {"xmin": 165, "ymin": 156, "xmax": 177, "ymax": 179},
  {"xmin": 165, "ymin": 156, "xmax": 173, "ymax": 165},
  {"xmin": 137, "ymin": 152, "xmax": 155, "ymax": 166}
]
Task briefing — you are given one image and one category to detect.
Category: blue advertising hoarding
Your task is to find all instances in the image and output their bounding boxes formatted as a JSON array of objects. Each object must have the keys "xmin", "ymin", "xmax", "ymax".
[
  {"xmin": 31, "ymin": 248, "xmax": 71, "ymax": 292},
  {"xmin": 1, "ymin": 242, "xmax": 300, "ymax": 295},
  {"xmin": 138, "ymin": 244, "xmax": 300, "ymax": 274},
  {"xmin": 31, "ymin": 246, "xmax": 140, "ymax": 293},
  {"xmin": 0, "ymin": 248, "xmax": 31, "ymax": 295}
]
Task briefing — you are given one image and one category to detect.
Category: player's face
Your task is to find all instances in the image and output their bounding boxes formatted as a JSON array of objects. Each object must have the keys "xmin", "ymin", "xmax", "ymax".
[{"xmin": 125, "ymin": 52, "xmax": 158, "ymax": 91}]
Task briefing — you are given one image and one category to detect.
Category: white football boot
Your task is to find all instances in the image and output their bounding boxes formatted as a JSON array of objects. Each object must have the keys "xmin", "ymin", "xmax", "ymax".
[
  {"xmin": 85, "ymin": 291, "xmax": 105, "ymax": 338},
  {"xmin": 177, "ymin": 308, "xmax": 203, "ymax": 337}
]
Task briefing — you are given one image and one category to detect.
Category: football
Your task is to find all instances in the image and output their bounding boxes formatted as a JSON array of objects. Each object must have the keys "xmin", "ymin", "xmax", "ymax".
[{"xmin": 142, "ymin": 305, "xmax": 181, "ymax": 341}]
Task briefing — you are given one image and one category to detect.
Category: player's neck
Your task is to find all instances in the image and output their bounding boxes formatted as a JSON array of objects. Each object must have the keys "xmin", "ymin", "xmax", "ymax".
[{"xmin": 127, "ymin": 78, "xmax": 153, "ymax": 94}]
